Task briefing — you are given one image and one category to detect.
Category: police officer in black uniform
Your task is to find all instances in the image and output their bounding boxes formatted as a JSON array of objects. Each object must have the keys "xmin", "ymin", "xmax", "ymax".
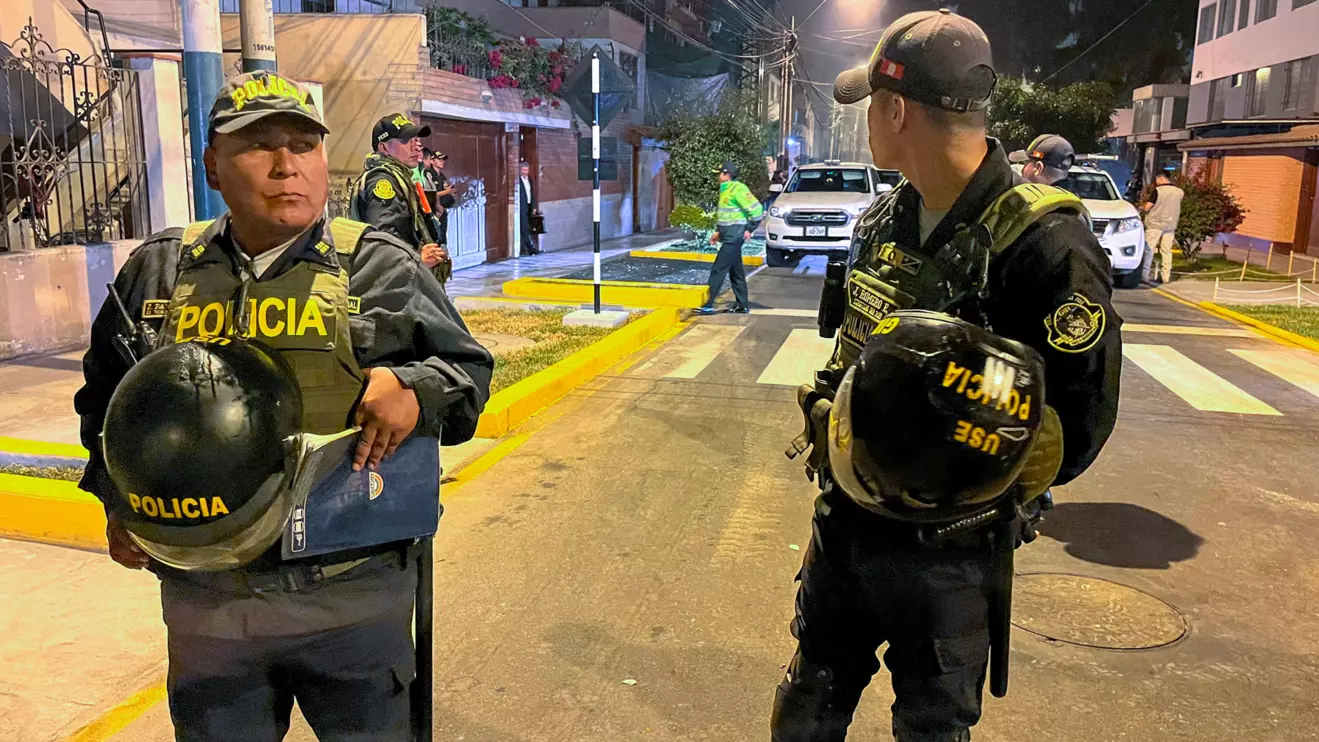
[
  {"xmin": 772, "ymin": 10, "xmax": 1122, "ymax": 742},
  {"xmin": 352, "ymin": 113, "xmax": 450, "ymax": 276},
  {"xmin": 1009, "ymin": 134, "xmax": 1076, "ymax": 186},
  {"xmin": 73, "ymin": 72, "xmax": 493, "ymax": 740}
]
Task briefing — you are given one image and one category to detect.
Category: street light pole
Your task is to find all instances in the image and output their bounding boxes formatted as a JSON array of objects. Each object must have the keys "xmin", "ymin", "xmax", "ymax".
[
  {"xmin": 239, "ymin": 0, "xmax": 277, "ymax": 73},
  {"xmin": 180, "ymin": 0, "xmax": 226, "ymax": 219}
]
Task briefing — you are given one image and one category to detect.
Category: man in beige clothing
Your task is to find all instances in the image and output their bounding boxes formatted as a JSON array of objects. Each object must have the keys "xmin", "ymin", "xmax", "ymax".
[{"xmin": 1141, "ymin": 171, "xmax": 1185, "ymax": 284}]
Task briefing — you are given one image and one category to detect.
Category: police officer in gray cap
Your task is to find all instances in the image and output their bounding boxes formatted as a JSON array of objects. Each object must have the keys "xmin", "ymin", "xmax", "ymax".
[
  {"xmin": 74, "ymin": 71, "xmax": 493, "ymax": 740},
  {"xmin": 774, "ymin": 9, "xmax": 1121, "ymax": 741}
]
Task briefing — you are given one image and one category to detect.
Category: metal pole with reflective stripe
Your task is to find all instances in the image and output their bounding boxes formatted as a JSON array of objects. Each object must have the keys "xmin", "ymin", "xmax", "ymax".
[{"xmin": 592, "ymin": 50, "xmax": 602, "ymax": 314}]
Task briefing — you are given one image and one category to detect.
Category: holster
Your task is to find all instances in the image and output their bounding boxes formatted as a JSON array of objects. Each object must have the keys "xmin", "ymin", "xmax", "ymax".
[{"xmin": 785, "ymin": 382, "xmax": 834, "ymax": 484}]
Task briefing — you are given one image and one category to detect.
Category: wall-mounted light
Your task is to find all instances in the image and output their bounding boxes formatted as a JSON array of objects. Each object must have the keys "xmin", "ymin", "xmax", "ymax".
[{"xmin": 481, "ymin": 90, "xmax": 494, "ymax": 103}]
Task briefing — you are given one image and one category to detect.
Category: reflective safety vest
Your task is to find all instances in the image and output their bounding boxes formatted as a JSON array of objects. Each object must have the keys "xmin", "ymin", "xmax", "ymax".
[
  {"xmin": 829, "ymin": 182, "xmax": 1087, "ymax": 372},
  {"xmin": 158, "ymin": 218, "xmax": 371, "ymax": 435},
  {"xmin": 716, "ymin": 180, "xmax": 764, "ymax": 227}
]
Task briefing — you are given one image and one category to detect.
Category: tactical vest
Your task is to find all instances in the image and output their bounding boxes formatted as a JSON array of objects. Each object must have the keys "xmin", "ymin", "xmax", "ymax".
[
  {"xmin": 156, "ymin": 218, "xmax": 371, "ymax": 435},
  {"xmin": 349, "ymin": 159, "xmax": 428, "ymax": 246},
  {"xmin": 829, "ymin": 182, "xmax": 1087, "ymax": 372}
]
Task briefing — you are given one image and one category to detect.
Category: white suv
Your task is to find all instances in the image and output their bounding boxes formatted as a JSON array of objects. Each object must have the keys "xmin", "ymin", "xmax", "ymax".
[
  {"xmin": 1054, "ymin": 166, "xmax": 1147, "ymax": 288},
  {"xmin": 764, "ymin": 162, "xmax": 902, "ymax": 267}
]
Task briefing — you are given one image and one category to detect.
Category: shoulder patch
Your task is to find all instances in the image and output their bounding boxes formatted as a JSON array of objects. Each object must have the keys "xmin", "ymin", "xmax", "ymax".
[
  {"xmin": 1044, "ymin": 293, "xmax": 1106, "ymax": 353},
  {"xmin": 141, "ymin": 300, "xmax": 170, "ymax": 319},
  {"xmin": 373, "ymin": 178, "xmax": 396, "ymax": 201}
]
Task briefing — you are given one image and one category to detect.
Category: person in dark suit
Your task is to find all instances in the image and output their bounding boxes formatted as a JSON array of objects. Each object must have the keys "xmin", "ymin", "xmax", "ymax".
[{"xmin": 518, "ymin": 161, "xmax": 540, "ymax": 256}]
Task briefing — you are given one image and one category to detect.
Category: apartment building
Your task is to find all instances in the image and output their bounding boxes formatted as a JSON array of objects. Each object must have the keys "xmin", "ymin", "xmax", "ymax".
[{"xmin": 1182, "ymin": 0, "xmax": 1319, "ymax": 255}]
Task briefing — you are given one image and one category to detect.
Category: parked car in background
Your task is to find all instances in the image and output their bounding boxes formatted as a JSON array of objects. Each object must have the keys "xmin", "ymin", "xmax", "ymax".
[
  {"xmin": 1056, "ymin": 165, "xmax": 1147, "ymax": 289},
  {"xmin": 763, "ymin": 161, "xmax": 900, "ymax": 267}
]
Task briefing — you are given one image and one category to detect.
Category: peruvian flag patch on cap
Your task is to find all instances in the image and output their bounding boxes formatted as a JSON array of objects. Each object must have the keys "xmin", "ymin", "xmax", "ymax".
[{"xmin": 878, "ymin": 59, "xmax": 905, "ymax": 80}]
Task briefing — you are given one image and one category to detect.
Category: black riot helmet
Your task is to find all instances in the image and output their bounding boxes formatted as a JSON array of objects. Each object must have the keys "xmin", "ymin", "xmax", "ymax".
[
  {"xmin": 102, "ymin": 338, "xmax": 303, "ymax": 570},
  {"xmin": 828, "ymin": 310, "xmax": 1045, "ymax": 522}
]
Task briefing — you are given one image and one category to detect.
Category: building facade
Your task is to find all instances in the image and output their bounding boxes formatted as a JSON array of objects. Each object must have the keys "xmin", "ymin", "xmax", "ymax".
[{"xmin": 1182, "ymin": 0, "xmax": 1319, "ymax": 255}]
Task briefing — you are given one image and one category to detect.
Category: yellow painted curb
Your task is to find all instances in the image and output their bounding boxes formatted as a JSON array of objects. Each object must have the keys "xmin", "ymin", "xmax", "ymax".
[
  {"xmin": 63, "ymin": 681, "xmax": 167, "ymax": 742},
  {"xmin": 1197, "ymin": 301, "xmax": 1319, "ymax": 352},
  {"xmin": 629, "ymin": 249, "xmax": 765, "ymax": 267},
  {"xmin": 0, "ymin": 436, "xmax": 88, "ymax": 458},
  {"xmin": 503, "ymin": 277, "xmax": 708, "ymax": 308},
  {"xmin": 0, "ymin": 473, "xmax": 107, "ymax": 550},
  {"xmin": 474, "ymin": 307, "xmax": 681, "ymax": 439}
]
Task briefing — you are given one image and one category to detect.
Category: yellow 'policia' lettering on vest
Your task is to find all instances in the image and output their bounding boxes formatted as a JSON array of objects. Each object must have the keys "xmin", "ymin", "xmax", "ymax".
[
  {"xmin": 128, "ymin": 493, "xmax": 230, "ymax": 520},
  {"xmin": 174, "ymin": 297, "xmax": 328, "ymax": 342}
]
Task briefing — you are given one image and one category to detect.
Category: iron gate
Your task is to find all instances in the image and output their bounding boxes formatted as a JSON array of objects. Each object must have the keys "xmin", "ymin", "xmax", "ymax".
[{"xmin": 1, "ymin": 19, "xmax": 150, "ymax": 251}]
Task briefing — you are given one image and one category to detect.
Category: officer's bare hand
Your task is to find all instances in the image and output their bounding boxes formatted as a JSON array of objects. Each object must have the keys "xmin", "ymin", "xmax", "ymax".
[
  {"xmin": 106, "ymin": 512, "xmax": 149, "ymax": 570},
  {"xmin": 709, "ymin": 232, "xmax": 719, "ymax": 246},
  {"xmin": 420, "ymin": 243, "xmax": 444, "ymax": 268},
  {"xmin": 354, "ymin": 367, "xmax": 420, "ymax": 471},
  {"xmin": 744, "ymin": 230, "xmax": 753, "ymax": 242}
]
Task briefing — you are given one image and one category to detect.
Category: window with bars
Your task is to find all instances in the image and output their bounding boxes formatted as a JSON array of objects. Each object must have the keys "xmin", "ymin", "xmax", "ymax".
[
  {"xmin": 1218, "ymin": 0, "xmax": 1237, "ymax": 35},
  {"xmin": 1239, "ymin": 0, "xmax": 1251, "ymax": 27},
  {"xmin": 1281, "ymin": 59, "xmax": 1305, "ymax": 110},
  {"xmin": 1198, "ymin": 4, "xmax": 1217, "ymax": 43},
  {"xmin": 1245, "ymin": 67, "xmax": 1271, "ymax": 117},
  {"xmin": 1256, "ymin": 0, "xmax": 1277, "ymax": 21}
]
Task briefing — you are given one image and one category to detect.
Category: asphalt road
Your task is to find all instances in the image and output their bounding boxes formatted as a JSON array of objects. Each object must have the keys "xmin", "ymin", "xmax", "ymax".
[{"xmin": 107, "ymin": 263, "xmax": 1319, "ymax": 740}]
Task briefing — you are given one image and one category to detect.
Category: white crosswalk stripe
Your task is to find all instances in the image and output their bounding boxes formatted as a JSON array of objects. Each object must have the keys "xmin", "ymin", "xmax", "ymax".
[
  {"xmin": 1227, "ymin": 349, "xmax": 1319, "ymax": 400},
  {"xmin": 1124, "ymin": 344, "xmax": 1281, "ymax": 415},
  {"xmin": 756, "ymin": 329, "xmax": 835, "ymax": 387}
]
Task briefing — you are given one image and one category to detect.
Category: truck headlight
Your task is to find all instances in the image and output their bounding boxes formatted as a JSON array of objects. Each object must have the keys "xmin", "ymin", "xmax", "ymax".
[
  {"xmin": 1115, "ymin": 217, "xmax": 1142, "ymax": 233},
  {"xmin": 1121, "ymin": 245, "xmax": 1137, "ymax": 256},
  {"xmin": 770, "ymin": 206, "xmax": 787, "ymax": 218}
]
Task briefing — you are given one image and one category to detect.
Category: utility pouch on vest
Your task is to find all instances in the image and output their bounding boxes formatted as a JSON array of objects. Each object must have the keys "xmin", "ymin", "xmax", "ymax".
[{"xmin": 282, "ymin": 432, "xmax": 441, "ymax": 559}]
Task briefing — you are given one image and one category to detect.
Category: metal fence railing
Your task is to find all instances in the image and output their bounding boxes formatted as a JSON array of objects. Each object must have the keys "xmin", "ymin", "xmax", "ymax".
[
  {"xmin": 428, "ymin": 29, "xmax": 494, "ymax": 79},
  {"xmin": 1, "ymin": 21, "xmax": 151, "ymax": 251},
  {"xmin": 219, "ymin": 0, "xmax": 397, "ymax": 13}
]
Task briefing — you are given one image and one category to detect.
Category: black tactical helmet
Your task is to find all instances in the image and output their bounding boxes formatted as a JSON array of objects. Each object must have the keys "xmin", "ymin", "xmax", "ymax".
[
  {"xmin": 102, "ymin": 338, "xmax": 303, "ymax": 570},
  {"xmin": 828, "ymin": 310, "xmax": 1045, "ymax": 522}
]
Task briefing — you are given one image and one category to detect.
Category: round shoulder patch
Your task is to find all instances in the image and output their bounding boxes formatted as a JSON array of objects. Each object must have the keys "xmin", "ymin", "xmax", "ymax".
[
  {"xmin": 1044, "ymin": 293, "xmax": 1106, "ymax": 353},
  {"xmin": 368, "ymin": 472, "xmax": 385, "ymax": 500},
  {"xmin": 372, "ymin": 178, "xmax": 396, "ymax": 201}
]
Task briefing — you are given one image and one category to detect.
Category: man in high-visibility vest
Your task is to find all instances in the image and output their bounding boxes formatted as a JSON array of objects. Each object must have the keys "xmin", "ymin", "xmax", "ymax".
[{"xmin": 695, "ymin": 161, "xmax": 763, "ymax": 315}]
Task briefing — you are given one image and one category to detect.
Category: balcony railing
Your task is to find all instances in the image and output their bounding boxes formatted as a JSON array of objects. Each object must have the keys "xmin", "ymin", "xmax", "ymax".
[
  {"xmin": 218, "ymin": 0, "xmax": 398, "ymax": 13},
  {"xmin": 429, "ymin": 29, "xmax": 495, "ymax": 79}
]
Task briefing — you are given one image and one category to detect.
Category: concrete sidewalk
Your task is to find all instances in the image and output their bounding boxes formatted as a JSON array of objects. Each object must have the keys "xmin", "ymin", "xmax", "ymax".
[{"xmin": 1159, "ymin": 277, "xmax": 1319, "ymax": 307}]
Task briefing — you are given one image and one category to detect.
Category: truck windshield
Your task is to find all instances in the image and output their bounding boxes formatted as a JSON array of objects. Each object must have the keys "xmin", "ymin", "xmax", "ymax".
[{"xmin": 788, "ymin": 169, "xmax": 871, "ymax": 193}]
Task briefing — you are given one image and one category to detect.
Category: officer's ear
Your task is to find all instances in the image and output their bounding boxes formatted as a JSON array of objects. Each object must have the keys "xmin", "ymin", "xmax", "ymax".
[{"xmin": 203, "ymin": 145, "xmax": 220, "ymax": 191}]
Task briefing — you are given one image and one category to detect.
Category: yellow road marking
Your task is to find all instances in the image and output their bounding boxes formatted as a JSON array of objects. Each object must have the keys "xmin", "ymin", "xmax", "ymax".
[
  {"xmin": 757, "ymin": 329, "xmax": 835, "ymax": 386},
  {"xmin": 1228, "ymin": 349, "xmax": 1319, "ymax": 400},
  {"xmin": 62, "ymin": 681, "xmax": 166, "ymax": 742},
  {"xmin": 1122, "ymin": 323, "xmax": 1259, "ymax": 338},
  {"xmin": 1124, "ymin": 344, "xmax": 1280, "ymax": 415},
  {"xmin": 655, "ymin": 324, "xmax": 747, "ymax": 379}
]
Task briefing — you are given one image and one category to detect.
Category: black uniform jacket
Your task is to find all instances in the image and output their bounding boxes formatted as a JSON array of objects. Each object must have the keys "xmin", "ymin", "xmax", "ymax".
[
  {"xmin": 888, "ymin": 140, "xmax": 1122, "ymax": 485},
  {"xmin": 73, "ymin": 214, "xmax": 494, "ymax": 506},
  {"xmin": 355, "ymin": 154, "xmax": 429, "ymax": 249}
]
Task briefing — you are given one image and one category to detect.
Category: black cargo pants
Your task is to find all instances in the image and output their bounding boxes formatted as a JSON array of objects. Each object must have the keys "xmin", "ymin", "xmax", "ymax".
[
  {"xmin": 704, "ymin": 225, "xmax": 750, "ymax": 310},
  {"xmin": 160, "ymin": 552, "xmax": 418, "ymax": 742},
  {"xmin": 774, "ymin": 486, "xmax": 993, "ymax": 742}
]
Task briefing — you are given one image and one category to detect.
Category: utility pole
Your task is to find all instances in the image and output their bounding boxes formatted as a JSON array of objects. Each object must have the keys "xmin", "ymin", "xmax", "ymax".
[
  {"xmin": 779, "ymin": 16, "xmax": 796, "ymax": 169},
  {"xmin": 591, "ymin": 49, "xmax": 602, "ymax": 315},
  {"xmin": 181, "ymin": 0, "xmax": 226, "ymax": 219},
  {"xmin": 239, "ymin": 0, "xmax": 277, "ymax": 73}
]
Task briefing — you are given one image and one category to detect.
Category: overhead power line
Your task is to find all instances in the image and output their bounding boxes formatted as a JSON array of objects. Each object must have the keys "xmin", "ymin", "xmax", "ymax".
[{"xmin": 1039, "ymin": 0, "xmax": 1156, "ymax": 84}]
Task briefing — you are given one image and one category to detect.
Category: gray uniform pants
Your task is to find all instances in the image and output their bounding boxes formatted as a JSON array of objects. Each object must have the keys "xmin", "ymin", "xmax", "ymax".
[
  {"xmin": 705, "ymin": 225, "xmax": 750, "ymax": 309},
  {"xmin": 160, "ymin": 552, "xmax": 417, "ymax": 741}
]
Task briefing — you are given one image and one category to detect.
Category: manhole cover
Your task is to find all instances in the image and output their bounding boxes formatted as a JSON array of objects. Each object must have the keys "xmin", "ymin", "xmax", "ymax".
[
  {"xmin": 1012, "ymin": 573, "xmax": 1188, "ymax": 650},
  {"xmin": 472, "ymin": 332, "xmax": 535, "ymax": 353}
]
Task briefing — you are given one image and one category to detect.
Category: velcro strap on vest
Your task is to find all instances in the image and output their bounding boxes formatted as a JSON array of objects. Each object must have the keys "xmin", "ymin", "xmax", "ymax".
[
  {"xmin": 326, "ymin": 217, "xmax": 369, "ymax": 272},
  {"xmin": 976, "ymin": 184, "xmax": 1088, "ymax": 256}
]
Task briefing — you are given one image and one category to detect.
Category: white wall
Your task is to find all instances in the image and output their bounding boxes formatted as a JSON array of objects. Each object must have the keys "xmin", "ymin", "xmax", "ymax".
[
  {"xmin": 1192, "ymin": 0, "xmax": 1319, "ymax": 82},
  {"xmin": 537, "ymin": 194, "xmax": 633, "ymax": 253}
]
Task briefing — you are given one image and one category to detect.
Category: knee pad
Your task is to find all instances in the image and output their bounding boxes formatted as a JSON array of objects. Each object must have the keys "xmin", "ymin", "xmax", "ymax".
[{"xmin": 770, "ymin": 652, "xmax": 865, "ymax": 742}]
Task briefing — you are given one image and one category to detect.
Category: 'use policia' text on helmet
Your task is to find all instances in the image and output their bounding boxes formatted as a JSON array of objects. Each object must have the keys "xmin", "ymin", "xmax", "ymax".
[{"xmin": 828, "ymin": 310, "xmax": 1045, "ymax": 522}]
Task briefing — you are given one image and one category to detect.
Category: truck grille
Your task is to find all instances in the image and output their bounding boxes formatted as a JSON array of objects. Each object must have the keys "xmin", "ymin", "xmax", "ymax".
[{"xmin": 786, "ymin": 210, "xmax": 850, "ymax": 228}]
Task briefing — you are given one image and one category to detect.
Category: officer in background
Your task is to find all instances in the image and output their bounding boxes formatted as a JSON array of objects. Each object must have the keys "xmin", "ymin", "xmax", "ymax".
[
  {"xmin": 421, "ymin": 148, "xmax": 457, "ymax": 248},
  {"xmin": 1009, "ymin": 133, "xmax": 1076, "ymax": 186},
  {"xmin": 73, "ymin": 72, "xmax": 494, "ymax": 739},
  {"xmin": 773, "ymin": 10, "xmax": 1121, "ymax": 741},
  {"xmin": 351, "ymin": 113, "xmax": 450, "ymax": 276},
  {"xmin": 695, "ymin": 160, "xmax": 763, "ymax": 315}
]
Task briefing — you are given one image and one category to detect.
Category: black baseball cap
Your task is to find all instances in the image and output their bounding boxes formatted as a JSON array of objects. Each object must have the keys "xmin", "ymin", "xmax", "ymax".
[
  {"xmin": 422, "ymin": 147, "xmax": 448, "ymax": 160},
  {"xmin": 372, "ymin": 113, "xmax": 431, "ymax": 146},
  {"xmin": 208, "ymin": 72, "xmax": 328, "ymax": 137},
  {"xmin": 1009, "ymin": 134, "xmax": 1076, "ymax": 170},
  {"xmin": 713, "ymin": 160, "xmax": 740, "ymax": 179},
  {"xmin": 834, "ymin": 9, "xmax": 997, "ymax": 113}
]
